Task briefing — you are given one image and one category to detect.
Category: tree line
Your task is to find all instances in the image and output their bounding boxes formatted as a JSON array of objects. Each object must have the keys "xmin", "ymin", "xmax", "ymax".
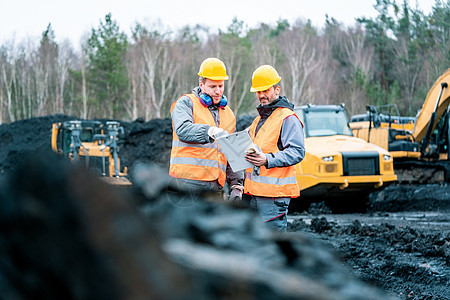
[{"xmin": 0, "ymin": 0, "xmax": 448, "ymax": 124}]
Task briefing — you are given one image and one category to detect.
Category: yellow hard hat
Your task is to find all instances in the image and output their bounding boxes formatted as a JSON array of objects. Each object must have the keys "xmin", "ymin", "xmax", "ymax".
[
  {"xmin": 198, "ymin": 58, "xmax": 229, "ymax": 80},
  {"xmin": 250, "ymin": 65, "xmax": 281, "ymax": 92}
]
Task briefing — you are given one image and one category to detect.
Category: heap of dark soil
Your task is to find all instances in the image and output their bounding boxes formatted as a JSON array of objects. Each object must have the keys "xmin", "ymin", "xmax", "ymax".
[
  {"xmin": 119, "ymin": 118, "xmax": 173, "ymax": 173},
  {"xmin": 369, "ymin": 183, "xmax": 450, "ymax": 212},
  {"xmin": 0, "ymin": 115, "xmax": 173, "ymax": 178},
  {"xmin": 0, "ymin": 114, "xmax": 75, "ymax": 176},
  {"xmin": 289, "ymin": 217, "xmax": 450, "ymax": 299}
]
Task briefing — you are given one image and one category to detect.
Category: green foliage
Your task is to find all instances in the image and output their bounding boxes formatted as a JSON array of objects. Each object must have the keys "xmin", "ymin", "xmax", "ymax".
[
  {"xmin": 324, "ymin": 16, "xmax": 348, "ymax": 69},
  {"xmin": 131, "ymin": 22, "xmax": 162, "ymax": 41},
  {"xmin": 41, "ymin": 23, "xmax": 57, "ymax": 49},
  {"xmin": 227, "ymin": 17, "xmax": 246, "ymax": 37},
  {"xmin": 358, "ymin": 0, "xmax": 396, "ymax": 90},
  {"xmin": 356, "ymin": 0, "xmax": 449, "ymax": 115},
  {"xmin": 177, "ymin": 25, "xmax": 202, "ymax": 44},
  {"xmin": 428, "ymin": 0, "xmax": 450, "ymax": 68},
  {"xmin": 85, "ymin": 13, "xmax": 128, "ymax": 118},
  {"xmin": 269, "ymin": 19, "xmax": 290, "ymax": 37},
  {"xmin": 355, "ymin": 67, "xmax": 401, "ymax": 111}
]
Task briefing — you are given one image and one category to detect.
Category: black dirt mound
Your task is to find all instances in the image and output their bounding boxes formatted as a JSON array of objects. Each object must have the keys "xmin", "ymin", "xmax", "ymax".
[
  {"xmin": 0, "ymin": 115, "xmax": 175, "ymax": 179},
  {"xmin": 0, "ymin": 152, "xmax": 124, "ymax": 299},
  {"xmin": 119, "ymin": 118, "xmax": 173, "ymax": 173},
  {"xmin": 0, "ymin": 114, "xmax": 76, "ymax": 176},
  {"xmin": 290, "ymin": 217, "xmax": 450, "ymax": 299},
  {"xmin": 369, "ymin": 183, "xmax": 450, "ymax": 212}
]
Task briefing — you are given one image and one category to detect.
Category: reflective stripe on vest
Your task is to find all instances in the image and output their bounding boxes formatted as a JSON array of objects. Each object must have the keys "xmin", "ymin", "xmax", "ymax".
[
  {"xmin": 170, "ymin": 157, "xmax": 227, "ymax": 172},
  {"xmin": 169, "ymin": 93, "xmax": 235, "ymax": 187},
  {"xmin": 172, "ymin": 140, "xmax": 217, "ymax": 149},
  {"xmin": 245, "ymin": 171, "xmax": 298, "ymax": 185},
  {"xmin": 244, "ymin": 107, "xmax": 300, "ymax": 198}
]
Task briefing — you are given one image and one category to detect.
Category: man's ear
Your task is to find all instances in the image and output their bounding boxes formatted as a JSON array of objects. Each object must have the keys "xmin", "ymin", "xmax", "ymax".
[{"xmin": 275, "ymin": 85, "xmax": 281, "ymax": 96}]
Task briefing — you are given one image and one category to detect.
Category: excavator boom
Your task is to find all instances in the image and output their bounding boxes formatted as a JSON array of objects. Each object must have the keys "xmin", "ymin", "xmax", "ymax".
[
  {"xmin": 413, "ymin": 69, "xmax": 450, "ymax": 142},
  {"xmin": 350, "ymin": 68, "xmax": 450, "ymax": 183}
]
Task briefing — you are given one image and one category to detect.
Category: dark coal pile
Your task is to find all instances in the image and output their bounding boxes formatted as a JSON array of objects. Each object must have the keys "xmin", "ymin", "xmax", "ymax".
[
  {"xmin": 0, "ymin": 114, "xmax": 75, "ymax": 176},
  {"xmin": 236, "ymin": 113, "xmax": 257, "ymax": 131},
  {"xmin": 369, "ymin": 183, "xmax": 450, "ymax": 212},
  {"xmin": 0, "ymin": 152, "xmax": 393, "ymax": 299},
  {"xmin": 0, "ymin": 114, "xmax": 174, "ymax": 179},
  {"xmin": 289, "ymin": 217, "xmax": 450, "ymax": 299},
  {"xmin": 119, "ymin": 118, "xmax": 173, "ymax": 173}
]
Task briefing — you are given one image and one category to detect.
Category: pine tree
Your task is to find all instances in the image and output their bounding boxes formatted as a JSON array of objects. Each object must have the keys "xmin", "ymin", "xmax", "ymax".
[{"xmin": 85, "ymin": 13, "xmax": 128, "ymax": 118}]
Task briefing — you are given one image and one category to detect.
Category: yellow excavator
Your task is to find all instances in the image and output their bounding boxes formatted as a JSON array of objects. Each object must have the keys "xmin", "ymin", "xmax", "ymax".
[
  {"xmin": 294, "ymin": 103, "xmax": 397, "ymax": 197},
  {"xmin": 350, "ymin": 68, "xmax": 450, "ymax": 183},
  {"xmin": 51, "ymin": 120, "xmax": 130, "ymax": 186}
]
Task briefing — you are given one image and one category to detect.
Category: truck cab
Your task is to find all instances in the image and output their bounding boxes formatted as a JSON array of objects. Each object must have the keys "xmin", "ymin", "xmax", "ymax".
[{"xmin": 295, "ymin": 104, "xmax": 397, "ymax": 197}]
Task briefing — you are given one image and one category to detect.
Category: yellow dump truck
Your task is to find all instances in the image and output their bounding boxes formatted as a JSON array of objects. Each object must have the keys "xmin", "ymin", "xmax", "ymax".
[{"xmin": 294, "ymin": 104, "xmax": 397, "ymax": 197}]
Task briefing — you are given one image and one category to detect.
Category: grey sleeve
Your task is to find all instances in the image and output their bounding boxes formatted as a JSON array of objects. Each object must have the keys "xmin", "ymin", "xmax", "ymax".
[
  {"xmin": 171, "ymin": 96, "xmax": 212, "ymax": 144},
  {"xmin": 226, "ymin": 163, "xmax": 244, "ymax": 187},
  {"xmin": 266, "ymin": 115, "xmax": 305, "ymax": 168},
  {"xmin": 223, "ymin": 124, "xmax": 243, "ymax": 187}
]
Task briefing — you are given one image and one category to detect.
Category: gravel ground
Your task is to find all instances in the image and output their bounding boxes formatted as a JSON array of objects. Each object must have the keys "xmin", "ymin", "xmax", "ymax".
[{"xmin": 288, "ymin": 186, "xmax": 450, "ymax": 300}]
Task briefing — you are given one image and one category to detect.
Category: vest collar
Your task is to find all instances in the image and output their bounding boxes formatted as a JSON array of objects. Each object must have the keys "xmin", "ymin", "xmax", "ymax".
[{"xmin": 257, "ymin": 96, "xmax": 293, "ymax": 118}]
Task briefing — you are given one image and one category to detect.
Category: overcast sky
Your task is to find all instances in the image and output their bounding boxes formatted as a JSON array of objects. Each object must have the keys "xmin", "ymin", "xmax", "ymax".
[{"xmin": 0, "ymin": 0, "xmax": 437, "ymax": 47}]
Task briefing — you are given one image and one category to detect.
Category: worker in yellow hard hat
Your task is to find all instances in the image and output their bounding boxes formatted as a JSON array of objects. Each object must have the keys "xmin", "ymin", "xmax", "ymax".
[
  {"xmin": 169, "ymin": 57, "xmax": 244, "ymax": 202},
  {"xmin": 244, "ymin": 65, "xmax": 305, "ymax": 231}
]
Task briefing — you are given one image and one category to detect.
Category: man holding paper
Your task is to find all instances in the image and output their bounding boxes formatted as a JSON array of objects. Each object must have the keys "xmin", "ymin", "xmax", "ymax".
[
  {"xmin": 169, "ymin": 57, "xmax": 244, "ymax": 202},
  {"xmin": 244, "ymin": 65, "xmax": 305, "ymax": 231}
]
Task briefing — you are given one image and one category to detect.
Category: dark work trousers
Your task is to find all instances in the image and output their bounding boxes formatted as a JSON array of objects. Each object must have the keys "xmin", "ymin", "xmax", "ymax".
[{"xmin": 250, "ymin": 196, "xmax": 290, "ymax": 231}]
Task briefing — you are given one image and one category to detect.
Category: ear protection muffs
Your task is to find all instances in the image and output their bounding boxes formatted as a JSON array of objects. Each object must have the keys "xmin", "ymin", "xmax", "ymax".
[{"xmin": 199, "ymin": 93, "xmax": 228, "ymax": 108}]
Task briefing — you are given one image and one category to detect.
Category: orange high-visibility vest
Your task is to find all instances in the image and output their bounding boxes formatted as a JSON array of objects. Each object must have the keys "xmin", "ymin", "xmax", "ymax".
[
  {"xmin": 244, "ymin": 107, "xmax": 300, "ymax": 198},
  {"xmin": 169, "ymin": 93, "xmax": 236, "ymax": 187}
]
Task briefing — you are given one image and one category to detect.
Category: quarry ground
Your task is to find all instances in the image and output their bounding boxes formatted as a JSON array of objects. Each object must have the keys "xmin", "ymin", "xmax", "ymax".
[{"xmin": 0, "ymin": 115, "xmax": 448, "ymax": 299}]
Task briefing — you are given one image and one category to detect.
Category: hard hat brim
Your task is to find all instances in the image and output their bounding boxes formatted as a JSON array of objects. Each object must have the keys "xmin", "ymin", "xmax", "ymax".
[
  {"xmin": 250, "ymin": 81, "xmax": 279, "ymax": 92},
  {"xmin": 198, "ymin": 73, "xmax": 229, "ymax": 81}
]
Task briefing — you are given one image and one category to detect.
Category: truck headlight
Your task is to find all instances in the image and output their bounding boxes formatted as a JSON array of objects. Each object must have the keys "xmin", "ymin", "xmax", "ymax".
[
  {"xmin": 383, "ymin": 154, "xmax": 391, "ymax": 161},
  {"xmin": 322, "ymin": 156, "xmax": 334, "ymax": 161}
]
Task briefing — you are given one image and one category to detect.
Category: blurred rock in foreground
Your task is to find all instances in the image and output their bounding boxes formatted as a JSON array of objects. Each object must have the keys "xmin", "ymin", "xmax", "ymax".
[{"xmin": 0, "ymin": 153, "xmax": 393, "ymax": 299}]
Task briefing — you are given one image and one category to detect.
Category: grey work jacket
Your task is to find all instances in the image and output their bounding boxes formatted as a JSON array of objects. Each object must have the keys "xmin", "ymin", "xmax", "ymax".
[
  {"xmin": 254, "ymin": 96, "xmax": 306, "ymax": 169},
  {"xmin": 171, "ymin": 87, "xmax": 244, "ymax": 189}
]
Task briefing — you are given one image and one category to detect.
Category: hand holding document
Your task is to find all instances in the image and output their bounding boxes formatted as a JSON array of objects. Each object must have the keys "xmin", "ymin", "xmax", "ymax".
[
  {"xmin": 245, "ymin": 143, "xmax": 262, "ymax": 155},
  {"xmin": 244, "ymin": 143, "xmax": 264, "ymax": 176},
  {"xmin": 216, "ymin": 130, "xmax": 255, "ymax": 172}
]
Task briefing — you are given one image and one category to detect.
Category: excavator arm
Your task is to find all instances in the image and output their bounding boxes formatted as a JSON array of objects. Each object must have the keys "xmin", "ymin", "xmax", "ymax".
[{"xmin": 413, "ymin": 69, "xmax": 450, "ymax": 143}]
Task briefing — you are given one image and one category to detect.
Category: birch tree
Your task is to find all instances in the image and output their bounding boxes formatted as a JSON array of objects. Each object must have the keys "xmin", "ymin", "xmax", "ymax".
[
  {"xmin": 125, "ymin": 43, "xmax": 143, "ymax": 120},
  {"xmin": 155, "ymin": 41, "xmax": 179, "ymax": 118},
  {"xmin": 55, "ymin": 40, "xmax": 77, "ymax": 114},
  {"xmin": 0, "ymin": 42, "xmax": 16, "ymax": 122},
  {"xmin": 278, "ymin": 23, "xmax": 322, "ymax": 104}
]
